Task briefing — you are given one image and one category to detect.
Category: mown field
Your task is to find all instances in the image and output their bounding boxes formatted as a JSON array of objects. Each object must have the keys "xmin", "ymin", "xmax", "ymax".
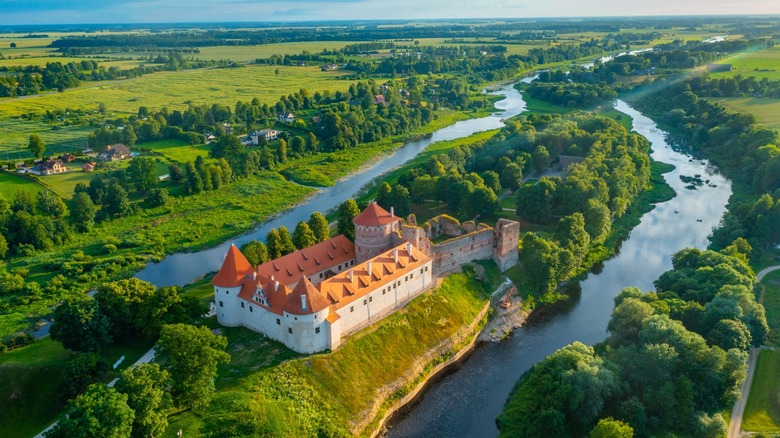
[
  {"xmin": 0, "ymin": 65, "xmax": 352, "ymax": 118},
  {"xmin": 706, "ymin": 97, "xmax": 780, "ymax": 131},
  {"xmin": 0, "ymin": 171, "xmax": 46, "ymax": 198},
  {"xmin": 711, "ymin": 45, "xmax": 780, "ymax": 80},
  {"xmin": 761, "ymin": 270, "xmax": 780, "ymax": 347},
  {"xmin": 742, "ymin": 349, "xmax": 780, "ymax": 433}
]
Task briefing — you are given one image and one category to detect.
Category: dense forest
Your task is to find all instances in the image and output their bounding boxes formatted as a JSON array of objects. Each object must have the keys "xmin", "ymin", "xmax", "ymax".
[{"xmin": 498, "ymin": 244, "xmax": 764, "ymax": 437}]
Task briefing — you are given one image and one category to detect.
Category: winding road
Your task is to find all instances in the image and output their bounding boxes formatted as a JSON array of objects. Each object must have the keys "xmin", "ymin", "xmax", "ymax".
[{"xmin": 726, "ymin": 264, "xmax": 780, "ymax": 438}]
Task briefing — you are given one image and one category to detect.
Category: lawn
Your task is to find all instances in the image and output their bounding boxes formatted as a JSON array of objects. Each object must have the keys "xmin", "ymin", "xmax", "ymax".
[
  {"xmin": 192, "ymin": 41, "xmax": 360, "ymax": 62},
  {"xmin": 706, "ymin": 97, "xmax": 780, "ymax": 131},
  {"xmin": 742, "ymin": 349, "xmax": 780, "ymax": 433},
  {"xmin": 39, "ymin": 168, "xmax": 98, "ymax": 199},
  {"xmin": 142, "ymin": 139, "xmax": 211, "ymax": 163},
  {"xmin": 0, "ymin": 65, "xmax": 352, "ymax": 118},
  {"xmin": 0, "ymin": 170, "xmax": 46, "ymax": 199},
  {"xmin": 761, "ymin": 270, "xmax": 780, "ymax": 347}
]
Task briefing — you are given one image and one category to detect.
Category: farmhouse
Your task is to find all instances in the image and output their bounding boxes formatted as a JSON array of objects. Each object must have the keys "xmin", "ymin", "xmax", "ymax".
[
  {"xmin": 98, "ymin": 144, "xmax": 131, "ymax": 161},
  {"xmin": 213, "ymin": 202, "xmax": 520, "ymax": 353},
  {"xmin": 248, "ymin": 129, "xmax": 279, "ymax": 145},
  {"xmin": 33, "ymin": 159, "xmax": 67, "ymax": 176},
  {"xmin": 277, "ymin": 112, "xmax": 295, "ymax": 123},
  {"xmin": 82, "ymin": 162, "xmax": 96, "ymax": 172}
]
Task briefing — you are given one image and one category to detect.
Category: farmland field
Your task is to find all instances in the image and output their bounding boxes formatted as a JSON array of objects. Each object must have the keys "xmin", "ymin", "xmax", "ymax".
[
  {"xmin": 142, "ymin": 138, "xmax": 211, "ymax": 163},
  {"xmin": 706, "ymin": 97, "xmax": 780, "ymax": 131},
  {"xmin": 0, "ymin": 65, "xmax": 352, "ymax": 118},
  {"xmin": 742, "ymin": 349, "xmax": 780, "ymax": 433},
  {"xmin": 0, "ymin": 118, "xmax": 93, "ymax": 159},
  {"xmin": 710, "ymin": 45, "xmax": 780, "ymax": 80}
]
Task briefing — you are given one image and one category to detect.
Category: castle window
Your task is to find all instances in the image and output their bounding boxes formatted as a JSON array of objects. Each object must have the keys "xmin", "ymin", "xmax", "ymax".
[
  {"xmin": 369, "ymin": 297, "xmax": 373, "ymax": 303},
  {"xmin": 338, "ymin": 264, "xmax": 342, "ymax": 270},
  {"xmin": 405, "ymin": 276, "xmax": 408, "ymax": 282},
  {"xmin": 276, "ymin": 318, "xmax": 281, "ymax": 325},
  {"xmin": 226, "ymin": 290, "xmax": 229, "ymax": 295},
  {"xmin": 410, "ymin": 273, "xmax": 414, "ymax": 279},
  {"xmin": 288, "ymin": 328, "xmax": 292, "ymax": 334},
  {"xmin": 316, "ymin": 327, "xmax": 321, "ymax": 334},
  {"xmin": 295, "ymin": 317, "xmax": 298, "ymax": 321},
  {"xmin": 319, "ymin": 272, "xmax": 323, "ymax": 278},
  {"xmin": 425, "ymin": 266, "xmax": 429, "ymax": 272},
  {"xmin": 350, "ymin": 306, "xmax": 354, "ymax": 312},
  {"xmin": 250, "ymin": 306, "xmax": 253, "ymax": 313},
  {"xmin": 382, "ymin": 289, "xmax": 386, "ymax": 295},
  {"xmin": 241, "ymin": 302, "xmax": 245, "ymax": 308},
  {"xmin": 363, "ymin": 299, "xmax": 367, "ymax": 305},
  {"xmin": 351, "ymin": 260, "xmax": 354, "ymax": 266},
  {"xmin": 219, "ymin": 301, "xmax": 223, "ymax": 307}
]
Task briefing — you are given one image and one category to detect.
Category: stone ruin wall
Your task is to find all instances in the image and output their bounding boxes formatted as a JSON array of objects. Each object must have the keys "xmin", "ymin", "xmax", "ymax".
[{"xmin": 395, "ymin": 214, "xmax": 516, "ymax": 276}]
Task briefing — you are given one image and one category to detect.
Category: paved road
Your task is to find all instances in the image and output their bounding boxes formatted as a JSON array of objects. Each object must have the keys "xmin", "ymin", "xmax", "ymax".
[{"xmin": 726, "ymin": 264, "xmax": 780, "ymax": 438}]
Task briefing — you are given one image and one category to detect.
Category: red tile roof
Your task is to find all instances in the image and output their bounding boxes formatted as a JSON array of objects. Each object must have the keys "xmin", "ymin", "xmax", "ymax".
[
  {"xmin": 319, "ymin": 243, "xmax": 430, "ymax": 311},
  {"xmin": 237, "ymin": 275, "xmax": 290, "ymax": 315},
  {"xmin": 283, "ymin": 276, "xmax": 330, "ymax": 315},
  {"xmin": 255, "ymin": 235, "xmax": 355, "ymax": 286},
  {"xmin": 352, "ymin": 201, "xmax": 400, "ymax": 227},
  {"xmin": 212, "ymin": 244, "xmax": 254, "ymax": 288}
]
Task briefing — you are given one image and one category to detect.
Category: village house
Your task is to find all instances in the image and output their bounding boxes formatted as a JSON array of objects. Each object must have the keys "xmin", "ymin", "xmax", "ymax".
[
  {"xmin": 277, "ymin": 112, "xmax": 295, "ymax": 123},
  {"xmin": 82, "ymin": 162, "xmax": 96, "ymax": 172},
  {"xmin": 374, "ymin": 95, "xmax": 387, "ymax": 105},
  {"xmin": 321, "ymin": 63, "xmax": 339, "ymax": 71},
  {"xmin": 249, "ymin": 129, "xmax": 279, "ymax": 144},
  {"xmin": 98, "ymin": 144, "xmax": 131, "ymax": 161},
  {"xmin": 60, "ymin": 153, "xmax": 76, "ymax": 163},
  {"xmin": 33, "ymin": 159, "xmax": 67, "ymax": 176},
  {"xmin": 213, "ymin": 202, "xmax": 519, "ymax": 354}
]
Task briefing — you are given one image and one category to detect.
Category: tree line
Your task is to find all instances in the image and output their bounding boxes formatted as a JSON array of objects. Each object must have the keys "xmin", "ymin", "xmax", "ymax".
[{"xmin": 497, "ymin": 242, "xmax": 765, "ymax": 437}]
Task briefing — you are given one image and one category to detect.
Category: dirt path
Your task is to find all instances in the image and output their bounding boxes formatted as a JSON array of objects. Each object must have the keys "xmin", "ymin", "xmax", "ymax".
[{"xmin": 726, "ymin": 264, "xmax": 780, "ymax": 438}]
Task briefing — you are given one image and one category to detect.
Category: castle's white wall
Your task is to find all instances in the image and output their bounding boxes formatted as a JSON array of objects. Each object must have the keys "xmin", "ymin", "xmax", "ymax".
[
  {"xmin": 335, "ymin": 259, "xmax": 433, "ymax": 336},
  {"xmin": 214, "ymin": 285, "xmax": 243, "ymax": 327}
]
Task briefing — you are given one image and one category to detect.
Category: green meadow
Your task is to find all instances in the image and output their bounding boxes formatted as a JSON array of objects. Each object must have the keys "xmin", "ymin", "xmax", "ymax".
[
  {"xmin": 711, "ymin": 45, "xmax": 780, "ymax": 80},
  {"xmin": 0, "ymin": 118, "xmax": 93, "ymax": 159},
  {"xmin": 0, "ymin": 171, "xmax": 46, "ymax": 198},
  {"xmin": 742, "ymin": 349, "xmax": 780, "ymax": 433},
  {"xmin": 0, "ymin": 65, "xmax": 352, "ymax": 118},
  {"xmin": 706, "ymin": 97, "xmax": 780, "ymax": 131}
]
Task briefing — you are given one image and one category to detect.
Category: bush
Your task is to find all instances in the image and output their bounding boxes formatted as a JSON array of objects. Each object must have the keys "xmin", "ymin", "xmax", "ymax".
[{"xmin": 103, "ymin": 244, "xmax": 117, "ymax": 254}]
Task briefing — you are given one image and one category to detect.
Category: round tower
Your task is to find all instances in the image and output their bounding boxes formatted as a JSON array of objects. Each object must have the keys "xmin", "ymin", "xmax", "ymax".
[{"xmin": 353, "ymin": 201, "xmax": 401, "ymax": 263}]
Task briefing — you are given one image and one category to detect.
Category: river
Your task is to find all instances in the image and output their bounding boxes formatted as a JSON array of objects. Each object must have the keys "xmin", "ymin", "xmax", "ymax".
[
  {"xmin": 385, "ymin": 100, "xmax": 732, "ymax": 437},
  {"xmin": 135, "ymin": 79, "xmax": 532, "ymax": 287}
]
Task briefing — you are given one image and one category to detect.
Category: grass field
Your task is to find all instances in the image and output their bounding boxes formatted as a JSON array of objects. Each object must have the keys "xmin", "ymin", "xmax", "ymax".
[
  {"xmin": 706, "ymin": 97, "xmax": 780, "ymax": 131},
  {"xmin": 0, "ymin": 338, "xmax": 75, "ymax": 438},
  {"xmin": 0, "ymin": 118, "xmax": 93, "ymax": 159},
  {"xmin": 142, "ymin": 139, "xmax": 211, "ymax": 163},
  {"xmin": 192, "ymin": 41, "xmax": 359, "ymax": 62},
  {"xmin": 762, "ymin": 270, "xmax": 780, "ymax": 347},
  {"xmin": 0, "ymin": 65, "xmax": 352, "ymax": 118},
  {"xmin": 742, "ymin": 349, "xmax": 780, "ymax": 433},
  {"xmin": 711, "ymin": 45, "xmax": 780, "ymax": 81},
  {"xmin": 0, "ymin": 171, "xmax": 46, "ymax": 199}
]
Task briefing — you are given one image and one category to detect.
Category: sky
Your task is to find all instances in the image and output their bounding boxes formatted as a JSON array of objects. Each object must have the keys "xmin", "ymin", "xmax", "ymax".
[{"xmin": 0, "ymin": 0, "xmax": 778, "ymax": 25}]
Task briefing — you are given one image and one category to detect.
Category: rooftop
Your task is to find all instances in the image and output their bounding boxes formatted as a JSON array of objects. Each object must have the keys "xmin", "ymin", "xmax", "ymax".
[
  {"xmin": 353, "ymin": 201, "xmax": 400, "ymax": 227},
  {"xmin": 255, "ymin": 235, "xmax": 355, "ymax": 287},
  {"xmin": 212, "ymin": 244, "xmax": 254, "ymax": 288}
]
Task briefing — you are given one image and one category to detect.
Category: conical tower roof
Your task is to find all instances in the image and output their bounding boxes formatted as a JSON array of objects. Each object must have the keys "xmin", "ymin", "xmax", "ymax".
[
  {"xmin": 283, "ymin": 276, "xmax": 329, "ymax": 315},
  {"xmin": 212, "ymin": 244, "xmax": 254, "ymax": 288},
  {"xmin": 353, "ymin": 201, "xmax": 399, "ymax": 227}
]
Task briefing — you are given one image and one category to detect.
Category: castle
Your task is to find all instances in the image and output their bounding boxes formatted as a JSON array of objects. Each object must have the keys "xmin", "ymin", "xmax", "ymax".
[{"xmin": 213, "ymin": 202, "xmax": 519, "ymax": 354}]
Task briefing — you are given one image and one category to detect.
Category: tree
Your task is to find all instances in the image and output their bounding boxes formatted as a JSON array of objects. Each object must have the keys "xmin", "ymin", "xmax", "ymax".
[
  {"xmin": 45, "ymin": 384, "xmax": 134, "ymax": 438},
  {"xmin": 240, "ymin": 240, "xmax": 269, "ymax": 266},
  {"xmin": 516, "ymin": 177, "xmax": 558, "ymax": 224},
  {"xmin": 388, "ymin": 186, "xmax": 412, "ymax": 217},
  {"xmin": 590, "ymin": 417, "xmax": 634, "ymax": 438},
  {"xmin": 468, "ymin": 185, "xmax": 498, "ymax": 218},
  {"xmin": 584, "ymin": 200, "xmax": 612, "ymax": 244},
  {"xmin": 376, "ymin": 182, "xmax": 392, "ymax": 208},
  {"xmin": 95, "ymin": 278, "xmax": 157, "ymax": 338},
  {"xmin": 158, "ymin": 324, "xmax": 230, "ymax": 410},
  {"xmin": 500, "ymin": 162, "xmax": 524, "ymax": 191},
  {"xmin": 185, "ymin": 161, "xmax": 203, "ymax": 194},
  {"xmin": 278, "ymin": 138, "xmax": 288, "ymax": 163},
  {"xmin": 168, "ymin": 163, "xmax": 185, "ymax": 182},
  {"xmin": 146, "ymin": 188, "xmax": 169, "ymax": 207},
  {"xmin": 482, "ymin": 170, "xmax": 502, "ymax": 195},
  {"xmin": 210, "ymin": 134, "xmax": 245, "ymax": 159},
  {"xmin": 337, "ymin": 199, "xmax": 360, "ymax": 241},
  {"xmin": 306, "ymin": 212, "xmax": 330, "ymax": 243},
  {"xmin": 68, "ymin": 192, "xmax": 97, "ymax": 232},
  {"xmin": 307, "ymin": 132, "xmax": 319, "ymax": 153},
  {"xmin": 50, "ymin": 296, "xmax": 112, "ymax": 352},
  {"xmin": 103, "ymin": 183, "xmax": 132, "ymax": 218},
  {"xmin": 532, "ymin": 145, "xmax": 551, "ymax": 173},
  {"xmin": 556, "ymin": 212, "xmax": 591, "ymax": 266},
  {"xmin": 128, "ymin": 157, "xmax": 158, "ymax": 193},
  {"xmin": 57, "ymin": 353, "xmax": 108, "ymax": 401},
  {"xmin": 0, "ymin": 233, "xmax": 7, "ymax": 259},
  {"xmin": 277, "ymin": 225, "xmax": 296, "ymax": 254},
  {"xmin": 37, "ymin": 190, "xmax": 67, "ymax": 218},
  {"xmin": 266, "ymin": 228, "xmax": 283, "ymax": 259},
  {"xmin": 115, "ymin": 364, "xmax": 172, "ymax": 438},
  {"xmin": 28, "ymin": 134, "xmax": 45, "ymax": 158},
  {"xmin": 12, "ymin": 191, "xmax": 36, "ymax": 214},
  {"xmin": 293, "ymin": 221, "xmax": 317, "ymax": 249}
]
